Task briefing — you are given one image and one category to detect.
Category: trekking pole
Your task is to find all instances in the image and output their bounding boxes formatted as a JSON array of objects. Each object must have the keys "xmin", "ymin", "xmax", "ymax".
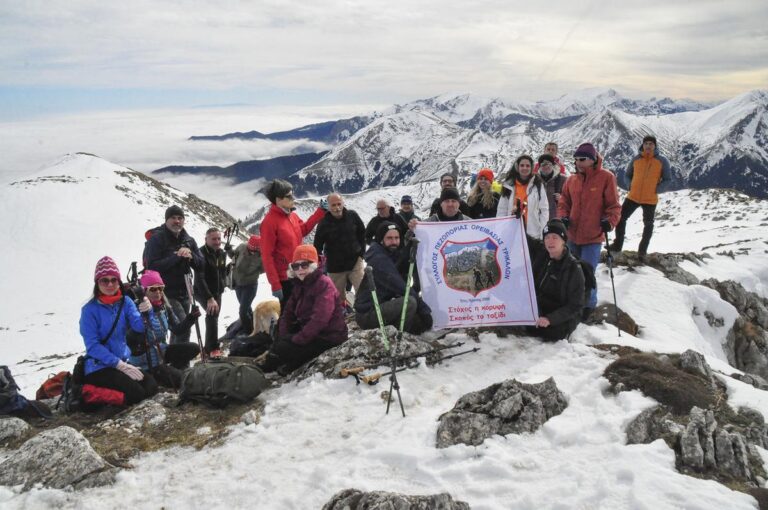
[
  {"xmin": 338, "ymin": 342, "xmax": 465, "ymax": 377},
  {"xmin": 183, "ymin": 268, "xmax": 207, "ymax": 363},
  {"xmin": 349, "ymin": 347, "xmax": 481, "ymax": 386},
  {"xmin": 604, "ymin": 231, "xmax": 621, "ymax": 337}
]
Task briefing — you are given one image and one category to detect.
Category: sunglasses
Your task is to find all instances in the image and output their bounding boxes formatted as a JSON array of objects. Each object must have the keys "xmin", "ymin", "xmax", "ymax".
[
  {"xmin": 147, "ymin": 286, "xmax": 165, "ymax": 292},
  {"xmin": 98, "ymin": 277, "xmax": 119, "ymax": 285},
  {"xmin": 290, "ymin": 261, "xmax": 312, "ymax": 270},
  {"xmin": 574, "ymin": 157, "xmax": 590, "ymax": 162}
]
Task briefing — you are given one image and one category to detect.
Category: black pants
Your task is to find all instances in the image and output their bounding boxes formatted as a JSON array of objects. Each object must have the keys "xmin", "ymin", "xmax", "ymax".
[
  {"xmin": 168, "ymin": 295, "xmax": 192, "ymax": 344},
  {"xmin": 196, "ymin": 293, "xmax": 222, "ymax": 353},
  {"xmin": 262, "ymin": 338, "xmax": 336, "ymax": 372},
  {"xmin": 526, "ymin": 318, "xmax": 579, "ymax": 342},
  {"xmin": 355, "ymin": 296, "xmax": 431, "ymax": 335},
  {"xmin": 279, "ymin": 279, "xmax": 295, "ymax": 309},
  {"xmin": 613, "ymin": 199, "xmax": 657, "ymax": 255},
  {"xmin": 164, "ymin": 342, "xmax": 200, "ymax": 369},
  {"xmin": 83, "ymin": 367, "xmax": 158, "ymax": 406}
]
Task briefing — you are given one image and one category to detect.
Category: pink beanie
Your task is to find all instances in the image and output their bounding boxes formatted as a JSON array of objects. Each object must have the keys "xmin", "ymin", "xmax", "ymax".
[
  {"xmin": 94, "ymin": 256, "xmax": 120, "ymax": 282},
  {"xmin": 140, "ymin": 270, "xmax": 164, "ymax": 288}
]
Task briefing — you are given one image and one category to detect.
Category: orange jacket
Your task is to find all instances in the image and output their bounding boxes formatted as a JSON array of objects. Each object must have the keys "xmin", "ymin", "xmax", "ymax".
[
  {"xmin": 557, "ymin": 156, "xmax": 621, "ymax": 245},
  {"xmin": 625, "ymin": 148, "xmax": 670, "ymax": 205}
]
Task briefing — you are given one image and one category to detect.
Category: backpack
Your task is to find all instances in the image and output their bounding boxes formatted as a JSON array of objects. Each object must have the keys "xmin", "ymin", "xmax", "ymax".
[
  {"xmin": 56, "ymin": 355, "xmax": 86, "ymax": 413},
  {"xmin": 229, "ymin": 332, "xmax": 273, "ymax": 358},
  {"xmin": 142, "ymin": 225, "xmax": 165, "ymax": 268},
  {"xmin": 577, "ymin": 258, "xmax": 596, "ymax": 303},
  {"xmin": 0, "ymin": 365, "xmax": 28, "ymax": 414},
  {"xmin": 178, "ymin": 361, "xmax": 269, "ymax": 408},
  {"xmin": 36, "ymin": 371, "xmax": 69, "ymax": 400}
]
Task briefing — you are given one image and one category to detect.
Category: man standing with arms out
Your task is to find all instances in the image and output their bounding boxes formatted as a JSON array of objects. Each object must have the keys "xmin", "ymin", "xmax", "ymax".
[
  {"xmin": 195, "ymin": 227, "xmax": 227, "ymax": 356},
  {"xmin": 397, "ymin": 195, "xmax": 420, "ymax": 223},
  {"xmin": 145, "ymin": 205, "xmax": 204, "ymax": 344},
  {"xmin": 227, "ymin": 235, "xmax": 263, "ymax": 335},
  {"xmin": 364, "ymin": 199, "xmax": 409, "ymax": 245},
  {"xmin": 610, "ymin": 135, "xmax": 670, "ymax": 262},
  {"xmin": 557, "ymin": 143, "xmax": 621, "ymax": 319},
  {"xmin": 534, "ymin": 142, "xmax": 567, "ymax": 175},
  {"xmin": 429, "ymin": 173, "xmax": 470, "ymax": 217},
  {"xmin": 314, "ymin": 193, "xmax": 366, "ymax": 308}
]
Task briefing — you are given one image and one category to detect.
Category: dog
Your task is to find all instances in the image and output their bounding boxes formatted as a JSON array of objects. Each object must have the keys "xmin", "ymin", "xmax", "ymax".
[{"xmin": 250, "ymin": 299, "xmax": 280, "ymax": 337}]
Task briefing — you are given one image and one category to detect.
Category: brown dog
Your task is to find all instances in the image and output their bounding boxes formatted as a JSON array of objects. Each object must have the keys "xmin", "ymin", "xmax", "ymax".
[{"xmin": 251, "ymin": 299, "xmax": 280, "ymax": 337}]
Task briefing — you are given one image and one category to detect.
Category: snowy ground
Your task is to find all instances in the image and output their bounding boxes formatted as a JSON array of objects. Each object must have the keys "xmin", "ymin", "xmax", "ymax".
[{"xmin": 2, "ymin": 156, "xmax": 768, "ymax": 509}]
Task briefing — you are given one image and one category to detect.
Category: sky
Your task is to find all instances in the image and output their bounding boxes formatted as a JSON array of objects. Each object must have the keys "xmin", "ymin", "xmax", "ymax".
[{"xmin": 1, "ymin": 0, "xmax": 767, "ymax": 120}]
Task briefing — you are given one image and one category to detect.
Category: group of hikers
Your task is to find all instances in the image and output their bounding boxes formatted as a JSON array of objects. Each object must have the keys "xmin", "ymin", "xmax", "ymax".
[{"xmin": 76, "ymin": 136, "xmax": 668, "ymax": 408}]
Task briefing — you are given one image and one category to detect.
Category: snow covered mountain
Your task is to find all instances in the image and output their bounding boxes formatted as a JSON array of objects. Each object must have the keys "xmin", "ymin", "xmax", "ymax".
[{"xmin": 0, "ymin": 153, "xmax": 241, "ymax": 381}]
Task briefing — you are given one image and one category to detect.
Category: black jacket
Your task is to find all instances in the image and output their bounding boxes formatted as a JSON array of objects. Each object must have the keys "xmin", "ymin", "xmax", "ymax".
[
  {"xmin": 145, "ymin": 226, "xmax": 204, "ymax": 299},
  {"xmin": 313, "ymin": 208, "xmax": 366, "ymax": 273},
  {"xmin": 527, "ymin": 236, "xmax": 585, "ymax": 326},
  {"xmin": 466, "ymin": 192, "xmax": 500, "ymax": 219},
  {"xmin": 355, "ymin": 242, "xmax": 409, "ymax": 313},
  {"xmin": 194, "ymin": 245, "xmax": 227, "ymax": 301},
  {"xmin": 364, "ymin": 207, "xmax": 409, "ymax": 245}
]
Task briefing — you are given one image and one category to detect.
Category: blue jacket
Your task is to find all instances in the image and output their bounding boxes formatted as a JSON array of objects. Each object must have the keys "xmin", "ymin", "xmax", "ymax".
[
  {"xmin": 127, "ymin": 303, "xmax": 190, "ymax": 370},
  {"xmin": 80, "ymin": 296, "xmax": 147, "ymax": 375}
]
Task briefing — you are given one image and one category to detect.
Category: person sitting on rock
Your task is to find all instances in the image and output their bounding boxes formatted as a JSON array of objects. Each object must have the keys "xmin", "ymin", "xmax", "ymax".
[
  {"xmin": 260, "ymin": 245, "xmax": 348, "ymax": 374},
  {"xmin": 80, "ymin": 256, "xmax": 158, "ymax": 406},
  {"xmin": 126, "ymin": 270, "xmax": 202, "ymax": 387},
  {"xmin": 355, "ymin": 222, "xmax": 433, "ymax": 335},
  {"xmin": 526, "ymin": 220, "xmax": 586, "ymax": 341}
]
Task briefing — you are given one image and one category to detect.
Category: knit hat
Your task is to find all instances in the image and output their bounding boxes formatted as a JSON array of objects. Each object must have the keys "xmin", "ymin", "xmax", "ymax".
[
  {"xmin": 400, "ymin": 195, "xmax": 413, "ymax": 204},
  {"xmin": 642, "ymin": 135, "xmax": 657, "ymax": 145},
  {"xmin": 139, "ymin": 270, "xmax": 164, "ymax": 289},
  {"xmin": 440, "ymin": 187, "xmax": 460, "ymax": 203},
  {"xmin": 247, "ymin": 235, "xmax": 261, "ymax": 251},
  {"xmin": 573, "ymin": 143, "xmax": 597, "ymax": 161},
  {"xmin": 477, "ymin": 168, "xmax": 494, "ymax": 182},
  {"xmin": 165, "ymin": 205, "xmax": 185, "ymax": 220},
  {"xmin": 94, "ymin": 256, "xmax": 120, "ymax": 282},
  {"xmin": 542, "ymin": 219, "xmax": 568, "ymax": 242},
  {"xmin": 375, "ymin": 221, "xmax": 399, "ymax": 243},
  {"xmin": 538, "ymin": 154, "xmax": 556, "ymax": 165},
  {"xmin": 292, "ymin": 244, "xmax": 318, "ymax": 264}
]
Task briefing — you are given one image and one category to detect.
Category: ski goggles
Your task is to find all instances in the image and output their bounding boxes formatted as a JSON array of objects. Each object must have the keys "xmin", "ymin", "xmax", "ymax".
[{"xmin": 290, "ymin": 261, "xmax": 312, "ymax": 270}]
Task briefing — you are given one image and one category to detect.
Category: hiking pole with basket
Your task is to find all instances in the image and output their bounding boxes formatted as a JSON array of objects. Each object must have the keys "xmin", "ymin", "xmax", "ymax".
[
  {"xmin": 603, "ymin": 230, "xmax": 621, "ymax": 337},
  {"xmin": 183, "ymin": 262, "xmax": 207, "ymax": 363},
  {"xmin": 363, "ymin": 266, "xmax": 405, "ymax": 416}
]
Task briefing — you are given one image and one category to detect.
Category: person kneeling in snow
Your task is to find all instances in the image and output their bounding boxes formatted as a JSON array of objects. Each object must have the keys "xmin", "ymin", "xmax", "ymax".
[
  {"xmin": 80, "ymin": 257, "xmax": 158, "ymax": 406},
  {"xmin": 526, "ymin": 220, "xmax": 586, "ymax": 342},
  {"xmin": 126, "ymin": 270, "xmax": 201, "ymax": 388},
  {"xmin": 260, "ymin": 245, "xmax": 348, "ymax": 374}
]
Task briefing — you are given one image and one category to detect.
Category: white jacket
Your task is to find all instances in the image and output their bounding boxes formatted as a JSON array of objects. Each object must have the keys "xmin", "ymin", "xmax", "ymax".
[{"xmin": 497, "ymin": 178, "xmax": 549, "ymax": 239}]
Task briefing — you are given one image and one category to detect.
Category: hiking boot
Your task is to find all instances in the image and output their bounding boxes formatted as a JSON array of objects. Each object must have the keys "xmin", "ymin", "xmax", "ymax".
[{"xmin": 637, "ymin": 253, "xmax": 647, "ymax": 264}]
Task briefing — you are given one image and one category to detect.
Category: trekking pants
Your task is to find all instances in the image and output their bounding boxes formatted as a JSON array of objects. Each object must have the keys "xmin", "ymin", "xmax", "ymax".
[
  {"xmin": 613, "ymin": 198, "xmax": 657, "ymax": 256},
  {"xmin": 235, "ymin": 284, "xmax": 258, "ymax": 335},
  {"xmin": 83, "ymin": 367, "xmax": 158, "ymax": 406},
  {"xmin": 355, "ymin": 296, "xmax": 431, "ymax": 335}
]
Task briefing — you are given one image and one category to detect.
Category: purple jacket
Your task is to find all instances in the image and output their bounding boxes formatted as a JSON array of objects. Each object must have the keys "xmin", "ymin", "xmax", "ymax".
[{"xmin": 278, "ymin": 270, "xmax": 348, "ymax": 346}]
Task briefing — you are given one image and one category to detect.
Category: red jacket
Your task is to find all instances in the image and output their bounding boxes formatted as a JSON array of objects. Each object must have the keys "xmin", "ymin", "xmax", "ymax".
[
  {"xmin": 278, "ymin": 269, "xmax": 348, "ymax": 346},
  {"xmin": 260, "ymin": 205, "xmax": 325, "ymax": 291},
  {"xmin": 557, "ymin": 156, "xmax": 621, "ymax": 245}
]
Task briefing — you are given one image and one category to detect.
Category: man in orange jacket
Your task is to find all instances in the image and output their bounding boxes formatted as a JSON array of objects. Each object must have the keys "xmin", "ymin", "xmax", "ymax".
[
  {"xmin": 557, "ymin": 143, "xmax": 621, "ymax": 317},
  {"xmin": 610, "ymin": 135, "xmax": 670, "ymax": 261}
]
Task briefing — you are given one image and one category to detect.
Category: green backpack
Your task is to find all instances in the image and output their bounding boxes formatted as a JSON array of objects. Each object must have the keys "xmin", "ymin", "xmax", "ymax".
[{"xmin": 178, "ymin": 361, "xmax": 269, "ymax": 408}]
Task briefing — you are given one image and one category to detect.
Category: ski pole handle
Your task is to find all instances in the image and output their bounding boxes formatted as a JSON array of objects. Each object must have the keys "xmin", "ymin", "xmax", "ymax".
[
  {"xmin": 339, "ymin": 366, "xmax": 365, "ymax": 377},
  {"xmin": 409, "ymin": 237, "xmax": 419, "ymax": 263}
]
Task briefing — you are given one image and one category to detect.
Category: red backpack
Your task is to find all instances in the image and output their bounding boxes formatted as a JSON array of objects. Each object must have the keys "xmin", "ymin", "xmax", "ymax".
[{"xmin": 36, "ymin": 371, "xmax": 69, "ymax": 400}]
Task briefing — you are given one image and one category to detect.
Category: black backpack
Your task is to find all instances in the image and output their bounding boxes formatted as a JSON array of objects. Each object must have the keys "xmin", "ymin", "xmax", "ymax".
[
  {"xmin": 0, "ymin": 365, "xmax": 28, "ymax": 415},
  {"xmin": 178, "ymin": 361, "xmax": 269, "ymax": 408},
  {"xmin": 577, "ymin": 259, "xmax": 597, "ymax": 303},
  {"xmin": 142, "ymin": 225, "xmax": 165, "ymax": 268},
  {"xmin": 229, "ymin": 332, "xmax": 273, "ymax": 358}
]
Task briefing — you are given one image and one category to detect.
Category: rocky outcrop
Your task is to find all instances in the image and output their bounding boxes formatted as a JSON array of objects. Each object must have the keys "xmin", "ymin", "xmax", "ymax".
[
  {"xmin": 0, "ymin": 417, "xmax": 30, "ymax": 445},
  {"xmin": 0, "ymin": 426, "xmax": 115, "ymax": 490},
  {"xmin": 605, "ymin": 251, "xmax": 705, "ymax": 285},
  {"xmin": 585, "ymin": 303, "xmax": 640, "ymax": 336},
  {"xmin": 435, "ymin": 377, "xmax": 567, "ymax": 448},
  {"xmin": 323, "ymin": 489, "xmax": 470, "ymax": 510}
]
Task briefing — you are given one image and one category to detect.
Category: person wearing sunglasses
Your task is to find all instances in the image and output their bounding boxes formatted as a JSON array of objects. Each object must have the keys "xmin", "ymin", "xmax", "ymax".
[
  {"xmin": 497, "ymin": 155, "xmax": 549, "ymax": 239},
  {"xmin": 556, "ymin": 143, "xmax": 621, "ymax": 320},
  {"xmin": 260, "ymin": 179, "xmax": 326, "ymax": 307},
  {"xmin": 126, "ymin": 270, "xmax": 201, "ymax": 387},
  {"xmin": 80, "ymin": 256, "xmax": 158, "ymax": 406},
  {"xmin": 260, "ymin": 245, "xmax": 347, "ymax": 374}
]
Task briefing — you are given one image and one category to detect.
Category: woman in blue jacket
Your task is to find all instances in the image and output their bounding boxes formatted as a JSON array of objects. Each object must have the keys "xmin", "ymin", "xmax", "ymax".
[{"xmin": 79, "ymin": 256, "xmax": 158, "ymax": 405}]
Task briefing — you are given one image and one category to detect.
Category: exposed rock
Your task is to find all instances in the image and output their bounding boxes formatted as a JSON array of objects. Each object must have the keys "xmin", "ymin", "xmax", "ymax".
[
  {"xmin": 607, "ymin": 251, "xmax": 703, "ymax": 285},
  {"xmin": 0, "ymin": 426, "xmax": 115, "ymax": 490},
  {"xmin": 436, "ymin": 377, "xmax": 567, "ymax": 448},
  {"xmin": 584, "ymin": 303, "xmax": 639, "ymax": 336},
  {"xmin": 97, "ymin": 399, "xmax": 167, "ymax": 431},
  {"xmin": 625, "ymin": 407, "xmax": 683, "ymax": 444},
  {"xmin": 323, "ymin": 488, "xmax": 470, "ymax": 510},
  {"xmin": 731, "ymin": 372, "xmax": 768, "ymax": 391},
  {"xmin": 680, "ymin": 407, "xmax": 718, "ymax": 470},
  {"xmin": 0, "ymin": 417, "xmax": 30, "ymax": 445}
]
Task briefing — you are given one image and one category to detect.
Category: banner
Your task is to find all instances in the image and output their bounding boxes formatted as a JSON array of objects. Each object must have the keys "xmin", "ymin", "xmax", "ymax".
[{"xmin": 414, "ymin": 216, "xmax": 538, "ymax": 329}]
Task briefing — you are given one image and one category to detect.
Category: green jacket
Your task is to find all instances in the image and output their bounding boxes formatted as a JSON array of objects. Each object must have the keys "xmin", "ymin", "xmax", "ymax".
[{"xmin": 229, "ymin": 243, "xmax": 263, "ymax": 287}]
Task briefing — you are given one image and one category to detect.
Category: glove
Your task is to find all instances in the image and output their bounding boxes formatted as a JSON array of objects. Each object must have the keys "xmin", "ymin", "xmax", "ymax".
[
  {"xmin": 138, "ymin": 297, "xmax": 152, "ymax": 313},
  {"xmin": 189, "ymin": 305, "xmax": 202, "ymax": 319},
  {"xmin": 116, "ymin": 361, "xmax": 144, "ymax": 381},
  {"xmin": 600, "ymin": 218, "xmax": 612, "ymax": 233},
  {"xmin": 560, "ymin": 217, "xmax": 570, "ymax": 229},
  {"xmin": 272, "ymin": 289, "xmax": 284, "ymax": 301},
  {"xmin": 319, "ymin": 198, "xmax": 329, "ymax": 211}
]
